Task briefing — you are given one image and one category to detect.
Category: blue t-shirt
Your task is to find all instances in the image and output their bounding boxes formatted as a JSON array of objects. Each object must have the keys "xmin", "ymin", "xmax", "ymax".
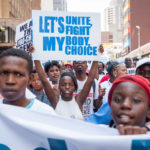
[{"xmin": 85, "ymin": 102, "xmax": 112, "ymax": 125}]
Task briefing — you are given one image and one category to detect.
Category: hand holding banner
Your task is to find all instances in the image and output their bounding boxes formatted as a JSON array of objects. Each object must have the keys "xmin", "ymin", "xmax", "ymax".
[{"xmin": 0, "ymin": 104, "xmax": 150, "ymax": 150}]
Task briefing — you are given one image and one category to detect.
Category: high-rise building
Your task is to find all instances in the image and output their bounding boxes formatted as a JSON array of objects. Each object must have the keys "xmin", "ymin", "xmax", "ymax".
[
  {"xmin": 41, "ymin": 0, "xmax": 67, "ymax": 11},
  {"xmin": 53, "ymin": 0, "xmax": 67, "ymax": 11},
  {"xmin": 41, "ymin": 0, "xmax": 53, "ymax": 11},
  {"xmin": 104, "ymin": 7, "xmax": 115, "ymax": 31},
  {"xmin": 104, "ymin": 0, "xmax": 122, "ymax": 43},
  {"xmin": 121, "ymin": 0, "xmax": 150, "ymax": 58},
  {"xmin": 0, "ymin": 0, "xmax": 41, "ymax": 50}
]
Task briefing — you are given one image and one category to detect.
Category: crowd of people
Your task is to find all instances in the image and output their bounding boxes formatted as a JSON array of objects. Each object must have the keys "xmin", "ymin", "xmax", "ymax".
[{"xmin": 0, "ymin": 46, "xmax": 150, "ymax": 136}]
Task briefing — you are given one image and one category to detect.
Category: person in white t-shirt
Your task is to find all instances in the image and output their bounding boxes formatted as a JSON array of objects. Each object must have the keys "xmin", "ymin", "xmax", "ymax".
[
  {"xmin": 97, "ymin": 61, "xmax": 107, "ymax": 83},
  {"xmin": 99, "ymin": 62, "xmax": 127, "ymax": 107},
  {"xmin": 44, "ymin": 61, "xmax": 61, "ymax": 86},
  {"xmin": 73, "ymin": 61, "xmax": 99, "ymax": 118},
  {"xmin": 44, "ymin": 61, "xmax": 61, "ymax": 97},
  {"xmin": 0, "ymin": 48, "xmax": 56, "ymax": 115},
  {"xmin": 34, "ymin": 60, "xmax": 98, "ymax": 120}
]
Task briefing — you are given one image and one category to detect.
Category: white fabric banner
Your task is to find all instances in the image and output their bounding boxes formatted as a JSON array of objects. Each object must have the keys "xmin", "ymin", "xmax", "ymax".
[{"xmin": 0, "ymin": 104, "xmax": 150, "ymax": 150}]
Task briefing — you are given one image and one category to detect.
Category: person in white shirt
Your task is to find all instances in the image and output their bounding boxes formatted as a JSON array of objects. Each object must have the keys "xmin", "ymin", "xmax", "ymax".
[
  {"xmin": 0, "ymin": 48, "xmax": 56, "ymax": 115},
  {"xmin": 99, "ymin": 62, "xmax": 127, "ymax": 107},
  {"xmin": 34, "ymin": 60, "xmax": 98, "ymax": 120},
  {"xmin": 73, "ymin": 61, "xmax": 99, "ymax": 118},
  {"xmin": 44, "ymin": 61, "xmax": 61, "ymax": 97},
  {"xmin": 97, "ymin": 61, "xmax": 106, "ymax": 83}
]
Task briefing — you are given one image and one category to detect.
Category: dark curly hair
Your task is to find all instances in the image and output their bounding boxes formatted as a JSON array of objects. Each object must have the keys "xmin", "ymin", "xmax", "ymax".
[
  {"xmin": 0, "ymin": 48, "xmax": 33, "ymax": 74},
  {"xmin": 107, "ymin": 61, "xmax": 119, "ymax": 78},
  {"xmin": 44, "ymin": 61, "xmax": 61, "ymax": 73},
  {"xmin": 59, "ymin": 71, "xmax": 78, "ymax": 91}
]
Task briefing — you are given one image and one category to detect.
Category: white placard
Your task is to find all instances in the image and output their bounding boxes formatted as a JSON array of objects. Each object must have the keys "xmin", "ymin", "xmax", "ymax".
[
  {"xmin": 127, "ymin": 68, "xmax": 136, "ymax": 75},
  {"xmin": 15, "ymin": 19, "xmax": 32, "ymax": 52},
  {"xmin": 32, "ymin": 10, "xmax": 101, "ymax": 61}
]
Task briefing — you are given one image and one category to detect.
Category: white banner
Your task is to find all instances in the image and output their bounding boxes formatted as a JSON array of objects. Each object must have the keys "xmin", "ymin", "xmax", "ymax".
[
  {"xmin": 32, "ymin": 10, "xmax": 101, "ymax": 61},
  {"xmin": 15, "ymin": 19, "xmax": 32, "ymax": 52},
  {"xmin": 0, "ymin": 104, "xmax": 150, "ymax": 150}
]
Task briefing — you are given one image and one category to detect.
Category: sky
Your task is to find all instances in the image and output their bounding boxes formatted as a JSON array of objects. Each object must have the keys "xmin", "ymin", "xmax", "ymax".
[{"xmin": 67, "ymin": 0, "xmax": 111, "ymax": 30}]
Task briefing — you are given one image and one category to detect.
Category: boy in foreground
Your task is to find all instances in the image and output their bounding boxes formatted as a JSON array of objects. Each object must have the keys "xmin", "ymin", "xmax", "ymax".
[{"xmin": 0, "ymin": 48, "xmax": 56, "ymax": 115}]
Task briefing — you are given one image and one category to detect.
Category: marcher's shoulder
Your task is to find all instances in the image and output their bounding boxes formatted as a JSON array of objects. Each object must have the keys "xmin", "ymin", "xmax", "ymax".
[
  {"xmin": 98, "ymin": 124, "xmax": 109, "ymax": 128},
  {"xmin": 31, "ymin": 98, "xmax": 56, "ymax": 115},
  {"xmin": 26, "ymin": 88, "xmax": 36, "ymax": 99},
  {"xmin": 0, "ymin": 98, "xmax": 3, "ymax": 104},
  {"xmin": 100, "ymin": 80, "xmax": 109, "ymax": 87}
]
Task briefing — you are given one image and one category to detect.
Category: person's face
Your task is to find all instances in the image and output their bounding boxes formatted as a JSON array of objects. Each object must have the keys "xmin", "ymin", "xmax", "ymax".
[
  {"xmin": 65, "ymin": 65, "xmax": 72, "ymax": 70},
  {"xmin": 47, "ymin": 66, "xmax": 60, "ymax": 82},
  {"xmin": 111, "ymin": 82, "xmax": 150, "ymax": 126},
  {"xmin": 136, "ymin": 64, "xmax": 150, "ymax": 81},
  {"xmin": 31, "ymin": 73, "xmax": 43, "ymax": 92},
  {"xmin": 125, "ymin": 58, "xmax": 132, "ymax": 68},
  {"xmin": 115, "ymin": 64, "xmax": 127, "ymax": 78},
  {"xmin": 0, "ymin": 56, "xmax": 29, "ymax": 102},
  {"xmin": 59, "ymin": 76, "xmax": 75, "ymax": 100},
  {"xmin": 98, "ymin": 63, "xmax": 104, "ymax": 74},
  {"xmin": 73, "ymin": 61, "xmax": 87, "ymax": 74}
]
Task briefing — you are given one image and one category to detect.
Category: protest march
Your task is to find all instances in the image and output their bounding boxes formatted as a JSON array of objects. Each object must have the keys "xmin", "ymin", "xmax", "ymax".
[{"xmin": 1, "ymin": 4, "xmax": 150, "ymax": 150}]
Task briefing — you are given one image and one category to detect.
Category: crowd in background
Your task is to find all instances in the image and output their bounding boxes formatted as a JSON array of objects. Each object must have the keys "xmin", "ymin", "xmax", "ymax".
[{"xmin": 0, "ymin": 46, "xmax": 150, "ymax": 135}]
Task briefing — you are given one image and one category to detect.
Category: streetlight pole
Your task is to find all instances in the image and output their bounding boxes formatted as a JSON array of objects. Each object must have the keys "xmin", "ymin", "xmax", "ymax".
[{"xmin": 136, "ymin": 25, "xmax": 141, "ymax": 59}]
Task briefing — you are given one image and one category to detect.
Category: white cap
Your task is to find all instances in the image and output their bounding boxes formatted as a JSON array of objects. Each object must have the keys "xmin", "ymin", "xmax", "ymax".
[{"xmin": 136, "ymin": 58, "xmax": 150, "ymax": 70}]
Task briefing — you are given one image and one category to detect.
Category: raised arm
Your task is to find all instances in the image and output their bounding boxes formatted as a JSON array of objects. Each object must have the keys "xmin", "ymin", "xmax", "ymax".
[
  {"xmin": 76, "ymin": 61, "xmax": 98, "ymax": 108},
  {"xmin": 94, "ymin": 84, "xmax": 106, "ymax": 111},
  {"xmin": 34, "ymin": 60, "xmax": 58, "ymax": 108}
]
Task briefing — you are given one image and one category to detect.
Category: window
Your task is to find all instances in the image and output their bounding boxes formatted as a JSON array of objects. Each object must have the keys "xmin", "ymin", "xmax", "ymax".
[{"xmin": 0, "ymin": 27, "xmax": 15, "ymax": 43}]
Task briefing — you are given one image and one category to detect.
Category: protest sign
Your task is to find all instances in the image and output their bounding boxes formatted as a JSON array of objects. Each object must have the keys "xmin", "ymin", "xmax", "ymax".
[
  {"xmin": 0, "ymin": 104, "xmax": 150, "ymax": 150},
  {"xmin": 15, "ymin": 19, "xmax": 32, "ymax": 52},
  {"xmin": 32, "ymin": 10, "xmax": 101, "ymax": 61},
  {"xmin": 99, "ymin": 54, "xmax": 110, "ymax": 63},
  {"xmin": 127, "ymin": 68, "xmax": 136, "ymax": 75}
]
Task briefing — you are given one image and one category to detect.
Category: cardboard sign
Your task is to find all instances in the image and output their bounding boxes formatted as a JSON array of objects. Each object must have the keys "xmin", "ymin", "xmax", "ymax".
[
  {"xmin": 127, "ymin": 68, "xmax": 136, "ymax": 75},
  {"xmin": 32, "ymin": 10, "xmax": 101, "ymax": 61},
  {"xmin": 15, "ymin": 19, "xmax": 32, "ymax": 52}
]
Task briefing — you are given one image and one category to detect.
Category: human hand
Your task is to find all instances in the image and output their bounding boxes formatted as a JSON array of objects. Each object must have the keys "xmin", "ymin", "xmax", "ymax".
[
  {"xmin": 99, "ymin": 84, "xmax": 106, "ymax": 98},
  {"xmin": 28, "ymin": 43, "xmax": 35, "ymax": 54},
  {"xmin": 98, "ymin": 44, "xmax": 104, "ymax": 53},
  {"xmin": 117, "ymin": 124, "xmax": 148, "ymax": 135}
]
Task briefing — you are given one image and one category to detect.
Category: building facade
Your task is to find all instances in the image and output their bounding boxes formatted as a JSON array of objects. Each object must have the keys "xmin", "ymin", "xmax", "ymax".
[
  {"xmin": 104, "ymin": 7, "xmax": 115, "ymax": 32},
  {"xmin": 101, "ymin": 32, "xmax": 113, "ymax": 43},
  {"xmin": 0, "ymin": 0, "xmax": 41, "ymax": 50},
  {"xmin": 32, "ymin": 0, "xmax": 41, "ymax": 10},
  {"xmin": 122, "ymin": 0, "xmax": 130, "ymax": 56},
  {"xmin": 41, "ymin": 0, "xmax": 53, "ymax": 11},
  {"xmin": 104, "ymin": 0, "xmax": 122, "ymax": 43},
  {"xmin": 41, "ymin": 0, "xmax": 67, "ymax": 11},
  {"xmin": 53, "ymin": 0, "xmax": 67, "ymax": 11},
  {"xmin": 121, "ymin": 0, "xmax": 150, "ymax": 58}
]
